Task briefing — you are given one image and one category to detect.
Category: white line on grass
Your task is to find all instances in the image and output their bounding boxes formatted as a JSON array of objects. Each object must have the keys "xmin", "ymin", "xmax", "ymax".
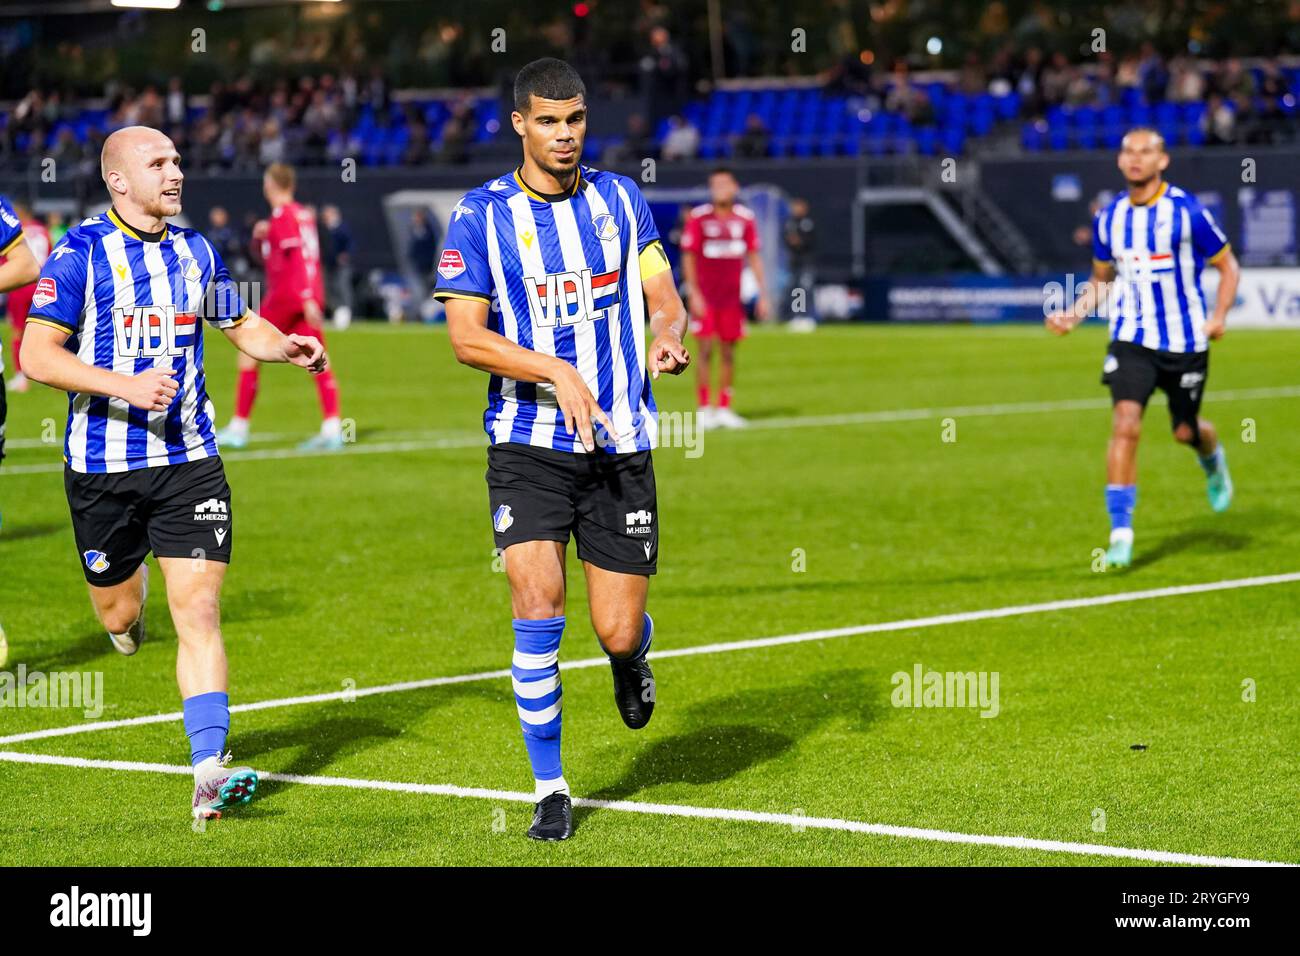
[
  {"xmin": 4, "ymin": 570, "xmax": 1299, "ymax": 747},
  {"xmin": 5, "ymin": 384, "xmax": 1299, "ymax": 474},
  {"xmin": 0, "ymin": 750, "xmax": 1288, "ymax": 867}
]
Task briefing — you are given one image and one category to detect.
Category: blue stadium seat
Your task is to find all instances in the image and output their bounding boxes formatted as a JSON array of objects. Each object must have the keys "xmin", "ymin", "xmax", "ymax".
[
  {"xmin": 1021, "ymin": 122, "xmax": 1044, "ymax": 151},
  {"xmin": 942, "ymin": 125, "xmax": 965, "ymax": 155}
]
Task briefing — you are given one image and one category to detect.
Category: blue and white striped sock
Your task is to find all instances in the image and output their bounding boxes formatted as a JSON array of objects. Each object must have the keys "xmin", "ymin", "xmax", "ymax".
[
  {"xmin": 512, "ymin": 616, "xmax": 568, "ymax": 799},
  {"xmin": 1105, "ymin": 483, "xmax": 1137, "ymax": 544},
  {"xmin": 603, "ymin": 611, "xmax": 654, "ymax": 662}
]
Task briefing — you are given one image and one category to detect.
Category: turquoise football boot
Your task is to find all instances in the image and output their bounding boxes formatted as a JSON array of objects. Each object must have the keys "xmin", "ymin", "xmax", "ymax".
[
  {"xmin": 1207, "ymin": 455, "xmax": 1233, "ymax": 513},
  {"xmin": 1106, "ymin": 536, "xmax": 1133, "ymax": 569}
]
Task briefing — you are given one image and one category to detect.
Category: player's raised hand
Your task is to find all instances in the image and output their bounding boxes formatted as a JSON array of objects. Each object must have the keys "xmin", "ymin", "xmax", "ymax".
[
  {"xmin": 552, "ymin": 361, "xmax": 617, "ymax": 452},
  {"xmin": 282, "ymin": 333, "xmax": 328, "ymax": 374},
  {"xmin": 649, "ymin": 332, "xmax": 691, "ymax": 378},
  {"xmin": 1045, "ymin": 311, "xmax": 1075, "ymax": 336},
  {"xmin": 120, "ymin": 366, "xmax": 179, "ymax": 411}
]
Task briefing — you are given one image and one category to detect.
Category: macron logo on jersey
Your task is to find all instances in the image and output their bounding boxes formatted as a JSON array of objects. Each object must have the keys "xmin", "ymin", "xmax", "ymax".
[{"xmin": 524, "ymin": 267, "xmax": 621, "ymax": 329}]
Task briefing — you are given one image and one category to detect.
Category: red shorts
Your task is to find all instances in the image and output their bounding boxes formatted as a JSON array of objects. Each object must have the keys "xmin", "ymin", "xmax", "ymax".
[
  {"xmin": 7, "ymin": 284, "xmax": 33, "ymax": 331},
  {"xmin": 261, "ymin": 297, "xmax": 325, "ymax": 341},
  {"xmin": 689, "ymin": 303, "xmax": 746, "ymax": 342}
]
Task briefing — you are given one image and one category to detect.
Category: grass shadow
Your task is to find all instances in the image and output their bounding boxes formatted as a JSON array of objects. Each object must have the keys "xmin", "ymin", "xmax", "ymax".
[
  {"xmin": 0, "ymin": 522, "xmax": 65, "ymax": 543},
  {"xmin": 577, "ymin": 668, "xmax": 879, "ymax": 823}
]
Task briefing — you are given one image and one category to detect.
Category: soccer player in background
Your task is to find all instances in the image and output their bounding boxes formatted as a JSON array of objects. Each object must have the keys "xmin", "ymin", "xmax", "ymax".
[
  {"xmin": 0, "ymin": 193, "xmax": 42, "ymax": 547},
  {"xmin": 1047, "ymin": 128, "xmax": 1240, "ymax": 569},
  {"xmin": 680, "ymin": 166, "xmax": 769, "ymax": 429},
  {"xmin": 20, "ymin": 127, "xmax": 327, "ymax": 818},
  {"xmin": 434, "ymin": 58, "xmax": 690, "ymax": 841},
  {"xmin": 217, "ymin": 162, "xmax": 342, "ymax": 451},
  {"xmin": 3, "ymin": 200, "xmax": 51, "ymax": 393}
]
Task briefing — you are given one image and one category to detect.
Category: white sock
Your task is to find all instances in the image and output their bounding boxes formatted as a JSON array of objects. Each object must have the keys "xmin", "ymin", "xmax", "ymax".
[
  {"xmin": 1110, "ymin": 527, "xmax": 1134, "ymax": 545},
  {"xmin": 226, "ymin": 417, "xmax": 249, "ymax": 437},
  {"xmin": 535, "ymin": 776, "xmax": 570, "ymax": 799},
  {"xmin": 320, "ymin": 416, "xmax": 341, "ymax": 439}
]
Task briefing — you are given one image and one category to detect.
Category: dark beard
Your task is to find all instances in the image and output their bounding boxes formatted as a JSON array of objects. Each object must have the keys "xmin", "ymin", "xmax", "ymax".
[{"xmin": 536, "ymin": 153, "xmax": 579, "ymax": 188}]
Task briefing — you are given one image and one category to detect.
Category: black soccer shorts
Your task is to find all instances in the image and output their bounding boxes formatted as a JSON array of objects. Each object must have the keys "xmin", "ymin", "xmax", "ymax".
[
  {"xmin": 485, "ymin": 442, "xmax": 658, "ymax": 576},
  {"xmin": 0, "ymin": 372, "xmax": 7, "ymax": 464},
  {"xmin": 1101, "ymin": 340, "xmax": 1209, "ymax": 437},
  {"xmin": 64, "ymin": 456, "xmax": 233, "ymax": 586}
]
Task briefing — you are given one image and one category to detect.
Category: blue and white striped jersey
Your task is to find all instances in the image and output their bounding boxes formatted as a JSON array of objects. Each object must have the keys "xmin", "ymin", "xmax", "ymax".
[
  {"xmin": 0, "ymin": 194, "xmax": 24, "ymax": 258},
  {"xmin": 26, "ymin": 208, "xmax": 247, "ymax": 474},
  {"xmin": 1093, "ymin": 181, "xmax": 1231, "ymax": 354},
  {"xmin": 1, "ymin": 193, "xmax": 27, "ymax": 377},
  {"xmin": 433, "ymin": 166, "xmax": 670, "ymax": 455}
]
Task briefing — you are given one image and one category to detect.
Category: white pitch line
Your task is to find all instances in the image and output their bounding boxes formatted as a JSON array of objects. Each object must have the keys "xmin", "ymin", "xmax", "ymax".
[
  {"xmin": 0, "ymin": 750, "xmax": 1287, "ymax": 867},
  {"xmin": 5, "ymin": 384, "xmax": 1299, "ymax": 475},
  {"xmin": 0, "ymin": 436, "xmax": 488, "ymax": 475},
  {"xmin": 4, "ymin": 570, "xmax": 1299, "ymax": 747}
]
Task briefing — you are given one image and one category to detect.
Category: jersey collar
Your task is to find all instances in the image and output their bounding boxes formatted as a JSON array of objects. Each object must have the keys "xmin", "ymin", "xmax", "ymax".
[
  {"xmin": 108, "ymin": 206, "xmax": 168, "ymax": 242},
  {"xmin": 1128, "ymin": 181, "xmax": 1168, "ymax": 207},
  {"xmin": 514, "ymin": 166, "xmax": 583, "ymax": 203}
]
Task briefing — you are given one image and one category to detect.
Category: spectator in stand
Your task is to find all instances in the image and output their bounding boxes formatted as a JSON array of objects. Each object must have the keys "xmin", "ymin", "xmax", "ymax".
[
  {"xmin": 1040, "ymin": 51, "xmax": 1073, "ymax": 107},
  {"xmin": 1016, "ymin": 47, "xmax": 1046, "ymax": 116},
  {"xmin": 258, "ymin": 119, "xmax": 287, "ymax": 165},
  {"xmin": 640, "ymin": 25, "xmax": 688, "ymax": 124},
  {"xmin": 1138, "ymin": 42, "xmax": 1168, "ymax": 104},
  {"xmin": 1167, "ymin": 55, "xmax": 1206, "ymax": 103},
  {"xmin": 602, "ymin": 113, "xmax": 657, "ymax": 166},
  {"xmin": 661, "ymin": 114, "xmax": 700, "ymax": 161},
  {"xmin": 404, "ymin": 116, "xmax": 433, "ymax": 165},
  {"xmin": 166, "ymin": 77, "xmax": 187, "ymax": 126},
  {"xmin": 1215, "ymin": 59, "xmax": 1256, "ymax": 100},
  {"xmin": 734, "ymin": 113, "xmax": 771, "ymax": 158},
  {"xmin": 958, "ymin": 52, "xmax": 987, "ymax": 96},
  {"xmin": 438, "ymin": 98, "xmax": 474, "ymax": 164},
  {"xmin": 1202, "ymin": 93, "xmax": 1236, "ymax": 145}
]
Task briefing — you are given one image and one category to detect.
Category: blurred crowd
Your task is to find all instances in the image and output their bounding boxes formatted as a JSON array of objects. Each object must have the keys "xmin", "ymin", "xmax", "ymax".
[
  {"xmin": 0, "ymin": 72, "xmax": 496, "ymax": 171},
  {"xmin": 2, "ymin": 0, "xmax": 1298, "ymax": 173}
]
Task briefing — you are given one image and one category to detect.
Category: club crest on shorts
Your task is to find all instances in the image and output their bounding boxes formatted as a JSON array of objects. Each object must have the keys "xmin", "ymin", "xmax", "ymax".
[
  {"xmin": 493, "ymin": 503, "xmax": 514, "ymax": 533},
  {"xmin": 83, "ymin": 550, "xmax": 110, "ymax": 574},
  {"xmin": 1103, "ymin": 355, "xmax": 1119, "ymax": 374}
]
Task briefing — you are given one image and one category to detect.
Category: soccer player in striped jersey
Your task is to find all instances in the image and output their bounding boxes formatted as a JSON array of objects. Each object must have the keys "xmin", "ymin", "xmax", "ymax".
[
  {"xmin": 0, "ymin": 194, "xmax": 43, "ymax": 545},
  {"xmin": 434, "ymin": 58, "xmax": 690, "ymax": 841},
  {"xmin": 1047, "ymin": 128, "xmax": 1241, "ymax": 569},
  {"xmin": 20, "ymin": 127, "xmax": 328, "ymax": 819}
]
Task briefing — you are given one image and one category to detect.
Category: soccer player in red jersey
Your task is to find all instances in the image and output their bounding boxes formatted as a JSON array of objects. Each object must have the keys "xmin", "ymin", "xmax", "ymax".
[
  {"xmin": 680, "ymin": 166, "xmax": 769, "ymax": 429},
  {"xmin": 3, "ymin": 199, "xmax": 49, "ymax": 393},
  {"xmin": 217, "ymin": 163, "xmax": 342, "ymax": 450}
]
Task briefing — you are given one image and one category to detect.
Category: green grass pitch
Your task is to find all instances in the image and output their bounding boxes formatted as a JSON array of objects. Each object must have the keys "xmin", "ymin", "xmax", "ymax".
[{"xmin": 1, "ymin": 322, "xmax": 1297, "ymax": 866}]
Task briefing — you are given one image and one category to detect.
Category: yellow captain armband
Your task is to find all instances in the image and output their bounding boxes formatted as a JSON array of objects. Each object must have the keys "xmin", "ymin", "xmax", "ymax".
[{"xmin": 638, "ymin": 241, "xmax": 671, "ymax": 280}]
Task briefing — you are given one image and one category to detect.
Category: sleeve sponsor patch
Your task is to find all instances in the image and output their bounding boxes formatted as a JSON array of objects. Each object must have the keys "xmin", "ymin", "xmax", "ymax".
[
  {"xmin": 438, "ymin": 249, "xmax": 466, "ymax": 280},
  {"xmin": 32, "ymin": 276, "xmax": 57, "ymax": 308}
]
